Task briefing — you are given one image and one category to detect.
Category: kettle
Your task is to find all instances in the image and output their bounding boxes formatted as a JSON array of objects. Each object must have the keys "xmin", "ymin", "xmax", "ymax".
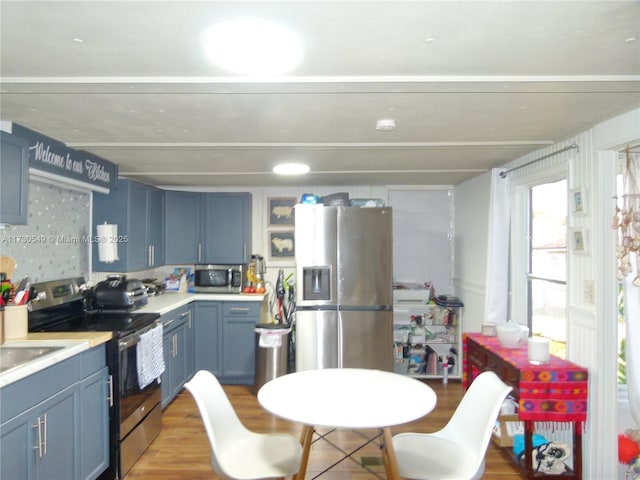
[{"xmin": 496, "ymin": 319, "xmax": 529, "ymax": 348}]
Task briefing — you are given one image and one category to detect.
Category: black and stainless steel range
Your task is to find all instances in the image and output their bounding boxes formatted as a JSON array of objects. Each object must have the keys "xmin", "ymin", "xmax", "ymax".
[{"xmin": 28, "ymin": 277, "xmax": 162, "ymax": 480}]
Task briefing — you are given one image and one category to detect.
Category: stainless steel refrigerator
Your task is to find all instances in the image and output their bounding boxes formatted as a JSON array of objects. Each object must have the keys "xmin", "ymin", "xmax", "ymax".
[{"xmin": 294, "ymin": 204, "xmax": 393, "ymax": 371}]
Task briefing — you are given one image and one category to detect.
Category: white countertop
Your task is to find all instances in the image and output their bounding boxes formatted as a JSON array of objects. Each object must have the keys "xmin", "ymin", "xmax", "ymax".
[
  {"xmin": 137, "ymin": 292, "xmax": 265, "ymax": 315},
  {"xmin": 0, "ymin": 293, "xmax": 264, "ymax": 388},
  {"xmin": 0, "ymin": 339, "xmax": 92, "ymax": 388}
]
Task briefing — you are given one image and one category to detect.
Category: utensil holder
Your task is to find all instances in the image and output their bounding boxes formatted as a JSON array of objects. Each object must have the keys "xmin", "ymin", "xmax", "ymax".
[{"xmin": 4, "ymin": 305, "xmax": 28, "ymax": 340}]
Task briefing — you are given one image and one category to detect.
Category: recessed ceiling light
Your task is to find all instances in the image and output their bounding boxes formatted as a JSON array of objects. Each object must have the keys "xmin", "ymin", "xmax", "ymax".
[
  {"xmin": 273, "ymin": 163, "xmax": 310, "ymax": 175},
  {"xmin": 201, "ymin": 19, "xmax": 302, "ymax": 76},
  {"xmin": 376, "ymin": 118, "xmax": 396, "ymax": 131}
]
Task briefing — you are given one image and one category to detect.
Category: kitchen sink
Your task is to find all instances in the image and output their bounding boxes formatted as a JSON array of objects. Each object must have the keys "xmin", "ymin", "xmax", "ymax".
[{"xmin": 0, "ymin": 346, "xmax": 65, "ymax": 373}]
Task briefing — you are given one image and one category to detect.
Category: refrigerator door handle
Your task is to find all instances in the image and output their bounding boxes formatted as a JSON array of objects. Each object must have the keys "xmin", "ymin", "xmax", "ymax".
[{"xmin": 337, "ymin": 310, "xmax": 344, "ymax": 368}]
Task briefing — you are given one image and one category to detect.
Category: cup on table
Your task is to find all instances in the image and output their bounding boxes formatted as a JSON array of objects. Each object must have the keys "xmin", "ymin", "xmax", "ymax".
[{"xmin": 528, "ymin": 336, "xmax": 550, "ymax": 365}]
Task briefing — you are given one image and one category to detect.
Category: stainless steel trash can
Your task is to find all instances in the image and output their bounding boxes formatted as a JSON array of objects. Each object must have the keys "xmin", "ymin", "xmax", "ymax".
[{"xmin": 254, "ymin": 325, "xmax": 290, "ymax": 394}]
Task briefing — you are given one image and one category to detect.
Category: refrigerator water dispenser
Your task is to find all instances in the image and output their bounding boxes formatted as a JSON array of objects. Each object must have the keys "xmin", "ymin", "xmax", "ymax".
[{"xmin": 302, "ymin": 266, "xmax": 331, "ymax": 300}]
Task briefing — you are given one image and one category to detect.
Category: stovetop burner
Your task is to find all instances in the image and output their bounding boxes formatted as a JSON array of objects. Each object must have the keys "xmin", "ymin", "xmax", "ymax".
[
  {"xmin": 27, "ymin": 276, "xmax": 160, "ymax": 338},
  {"xmin": 30, "ymin": 311, "xmax": 160, "ymax": 338}
]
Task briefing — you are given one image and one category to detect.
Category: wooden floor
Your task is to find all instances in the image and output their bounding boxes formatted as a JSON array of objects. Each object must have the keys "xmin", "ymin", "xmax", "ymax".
[{"xmin": 126, "ymin": 380, "xmax": 522, "ymax": 480}]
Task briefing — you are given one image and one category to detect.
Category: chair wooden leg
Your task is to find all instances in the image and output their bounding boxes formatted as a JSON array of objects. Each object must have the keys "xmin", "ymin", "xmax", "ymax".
[
  {"xmin": 293, "ymin": 424, "xmax": 314, "ymax": 480},
  {"xmin": 382, "ymin": 428, "xmax": 401, "ymax": 480}
]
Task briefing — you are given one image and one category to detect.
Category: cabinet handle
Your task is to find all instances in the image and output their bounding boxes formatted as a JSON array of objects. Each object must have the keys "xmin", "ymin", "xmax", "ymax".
[
  {"xmin": 198, "ymin": 243, "xmax": 202, "ymax": 262},
  {"xmin": 107, "ymin": 374, "xmax": 114, "ymax": 407},
  {"xmin": 42, "ymin": 413, "xmax": 47, "ymax": 456},
  {"xmin": 230, "ymin": 307, "xmax": 250, "ymax": 313},
  {"xmin": 164, "ymin": 319, "xmax": 175, "ymax": 328},
  {"xmin": 32, "ymin": 417, "xmax": 44, "ymax": 458},
  {"xmin": 151, "ymin": 244, "xmax": 155, "ymax": 266},
  {"xmin": 179, "ymin": 310, "xmax": 192, "ymax": 328},
  {"xmin": 172, "ymin": 333, "xmax": 177, "ymax": 357}
]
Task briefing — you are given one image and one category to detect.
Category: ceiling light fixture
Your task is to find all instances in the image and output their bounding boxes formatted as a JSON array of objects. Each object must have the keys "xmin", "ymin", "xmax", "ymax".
[
  {"xmin": 376, "ymin": 118, "xmax": 396, "ymax": 131},
  {"xmin": 201, "ymin": 19, "xmax": 302, "ymax": 76},
  {"xmin": 273, "ymin": 163, "xmax": 310, "ymax": 175}
]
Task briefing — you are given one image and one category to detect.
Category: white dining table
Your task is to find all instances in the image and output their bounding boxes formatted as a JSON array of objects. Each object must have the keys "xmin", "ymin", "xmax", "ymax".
[{"xmin": 257, "ymin": 368, "xmax": 437, "ymax": 480}]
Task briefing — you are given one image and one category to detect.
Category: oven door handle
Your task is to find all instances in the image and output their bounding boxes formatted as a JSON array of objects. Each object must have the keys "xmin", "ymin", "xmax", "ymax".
[{"xmin": 118, "ymin": 320, "xmax": 160, "ymax": 351}]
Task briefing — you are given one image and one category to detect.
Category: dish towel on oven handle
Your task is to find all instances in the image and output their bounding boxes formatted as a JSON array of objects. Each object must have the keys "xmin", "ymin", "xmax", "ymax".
[{"xmin": 136, "ymin": 323, "xmax": 166, "ymax": 390}]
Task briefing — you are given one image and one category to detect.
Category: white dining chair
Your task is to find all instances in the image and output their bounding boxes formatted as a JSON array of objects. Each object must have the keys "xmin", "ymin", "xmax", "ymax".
[
  {"xmin": 392, "ymin": 371, "xmax": 512, "ymax": 480},
  {"xmin": 184, "ymin": 370, "xmax": 302, "ymax": 480}
]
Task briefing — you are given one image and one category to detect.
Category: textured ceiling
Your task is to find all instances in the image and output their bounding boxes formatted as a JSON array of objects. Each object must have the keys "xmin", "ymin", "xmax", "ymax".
[{"xmin": 1, "ymin": 1, "xmax": 639, "ymax": 187}]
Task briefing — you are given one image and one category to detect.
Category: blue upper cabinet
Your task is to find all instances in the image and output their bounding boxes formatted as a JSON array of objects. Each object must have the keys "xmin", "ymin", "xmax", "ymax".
[
  {"xmin": 165, "ymin": 192, "xmax": 251, "ymax": 264},
  {"xmin": 0, "ymin": 131, "xmax": 29, "ymax": 225},
  {"xmin": 93, "ymin": 179, "xmax": 165, "ymax": 272},
  {"xmin": 202, "ymin": 193, "xmax": 251, "ymax": 264},
  {"xmin": 164, "ymin": 191, "xmax": 201, "ymax": 264}
]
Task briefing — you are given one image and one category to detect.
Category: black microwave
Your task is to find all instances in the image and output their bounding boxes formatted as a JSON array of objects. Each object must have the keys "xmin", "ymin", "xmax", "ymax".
[{"xmin": 194, "ymin": 264, "xmax": 245, "ymax": 293}]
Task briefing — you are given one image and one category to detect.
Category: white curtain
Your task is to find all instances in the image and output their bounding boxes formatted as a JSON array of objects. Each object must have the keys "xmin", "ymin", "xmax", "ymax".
[
  {"xmin": 624, "ymin": 254, "xmax": 640, "ymax": 427},
  {"xmin": 484, "ymin": 169, "xmax": 511, "ymax": 324},
  {"xmin": 616, "ymin": 148, "xmax": 640, "ymax": 427}
]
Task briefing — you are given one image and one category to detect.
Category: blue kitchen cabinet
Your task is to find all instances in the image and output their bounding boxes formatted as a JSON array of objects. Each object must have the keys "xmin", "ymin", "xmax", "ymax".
[
  {"xmin": 221, "ymin": 302, "xmax": 259, "ymax": 384},
  {"xmin": 164, "ymin": 192, "xmax": 252, "ymax": 264},
  {"xmin": 193, "ymin": 301, "xmax": 259, "ymax": 385},
  {"xmin": 93, "ymin": 179, "xmax": 164, "ymax": 272},
  {"xmin": 193, "ymin": 302, "xmax": 222, "ymax": 377},
  {"xmin": 0, "ymin": 130, "xmax": 29, "ymax": 225},
  {"xmin": 164, "ymin": 190, "xmax": 201, "ymax": 264},
  {"xmin": 183, "ymin": 306, "xmax": 195, "ymax": 379},
  {"xmin": 0, "ymin": 345, "xmax": 108, "ymax": 480},
  {"xmin": 79, "ymin": 367, "xmax": 110, "ymax": 480},
  {"xmin": 147, "ymin": 185, "xmax": 165, "ymax": 267},
  {"xmin": 160, "ymin": 304, "xmax": 192, "ymax": 408},
  {"xmin": 0, "ymin": 385, "xmax": 78, "ymax": 480},
  {"xmin": 202, "ymin": 193, "xmax": 252, "ymax": 264}
]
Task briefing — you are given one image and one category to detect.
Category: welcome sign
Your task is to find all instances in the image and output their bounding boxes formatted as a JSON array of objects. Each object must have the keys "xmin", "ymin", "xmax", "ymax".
[{"xmin": 11, "ymin": 123, "xmax": 118, "ymax": 191}]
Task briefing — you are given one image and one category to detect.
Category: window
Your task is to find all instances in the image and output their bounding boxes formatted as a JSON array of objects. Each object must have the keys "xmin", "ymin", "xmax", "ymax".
[{"xmin": 528, "ymin": 179, "xmax": 568, "ymax": 358}]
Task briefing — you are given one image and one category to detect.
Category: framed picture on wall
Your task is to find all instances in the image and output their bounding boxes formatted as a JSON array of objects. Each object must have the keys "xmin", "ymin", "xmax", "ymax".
[
  {"xmin": 570, "ymin": 188, "xmax": 587, "ymax": 215},
  {"xmin": 269, "ymin": 230, "xmax": 295, "ymax": 260},
  {"xmin": 570, "ymin": 228, "xmax": 588, "ymax": 254},
  {"xmin": 268, "ymin": 197, "xmax": 296, "ymax": 227}
]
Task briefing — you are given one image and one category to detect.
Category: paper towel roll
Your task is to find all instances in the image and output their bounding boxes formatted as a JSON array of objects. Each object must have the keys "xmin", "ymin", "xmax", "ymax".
[{"xmin": 97, "ymin": 223, "xmax": 120, "ymax": 263}]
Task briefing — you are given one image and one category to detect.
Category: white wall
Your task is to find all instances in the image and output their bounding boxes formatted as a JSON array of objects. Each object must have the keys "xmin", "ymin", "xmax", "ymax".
[
  {"xmin": 453, "ymin": 107, "xmax": 640, "ymax": 479},
  {"xmin": 453, "ymin": 171, "xmax": 491, "ymax": 333}
]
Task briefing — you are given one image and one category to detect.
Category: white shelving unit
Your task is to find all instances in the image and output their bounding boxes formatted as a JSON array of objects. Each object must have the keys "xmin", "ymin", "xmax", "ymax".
[{"xmin": 393, "ymin": 290, "xmax": 463, "ymax": 381}]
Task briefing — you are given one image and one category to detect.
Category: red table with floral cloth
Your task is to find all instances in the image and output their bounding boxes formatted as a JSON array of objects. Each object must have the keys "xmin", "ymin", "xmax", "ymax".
[{"xmin": 464, "ymin": 333, "xmax": 588, "ymax": 479}]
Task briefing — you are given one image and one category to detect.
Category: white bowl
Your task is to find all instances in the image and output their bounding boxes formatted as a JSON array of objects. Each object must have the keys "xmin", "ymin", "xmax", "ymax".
[{"xmin": 496, "ymin": 322, "xmax": 529, "ymax": 348}]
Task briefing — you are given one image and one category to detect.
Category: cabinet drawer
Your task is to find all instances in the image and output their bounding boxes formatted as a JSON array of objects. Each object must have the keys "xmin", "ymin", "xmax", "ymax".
[
  {"xmin": 161, "ymin": 304, "xmax": 192, "ymax": 331},
  {"xmin": 223, "ymin": 302, "xmax": 261, "ymax": 317}
]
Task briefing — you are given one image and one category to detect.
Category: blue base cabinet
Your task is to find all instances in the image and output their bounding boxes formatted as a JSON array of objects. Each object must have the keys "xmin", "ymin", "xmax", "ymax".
[
  {"xmin": 160, "ymin": 304, "xmax": 193, "ymax": 408},
  {"xmin": 79, "ymin": 367, "xmax": 110, "ymax": 480},
  {"xmin": 194, "ymin": 301, "xmax": 259, "ymax": 385},
  {"xmin": 221, "ymin": 302, "xmax": 258, "ymax": 384},
  {"xmin": 0, "ymin": 345, "xmax": 109, "ymax": 480},
  {"xmin": 193, "ymin": 302, "xmax": 222, "ymax": 378}
]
